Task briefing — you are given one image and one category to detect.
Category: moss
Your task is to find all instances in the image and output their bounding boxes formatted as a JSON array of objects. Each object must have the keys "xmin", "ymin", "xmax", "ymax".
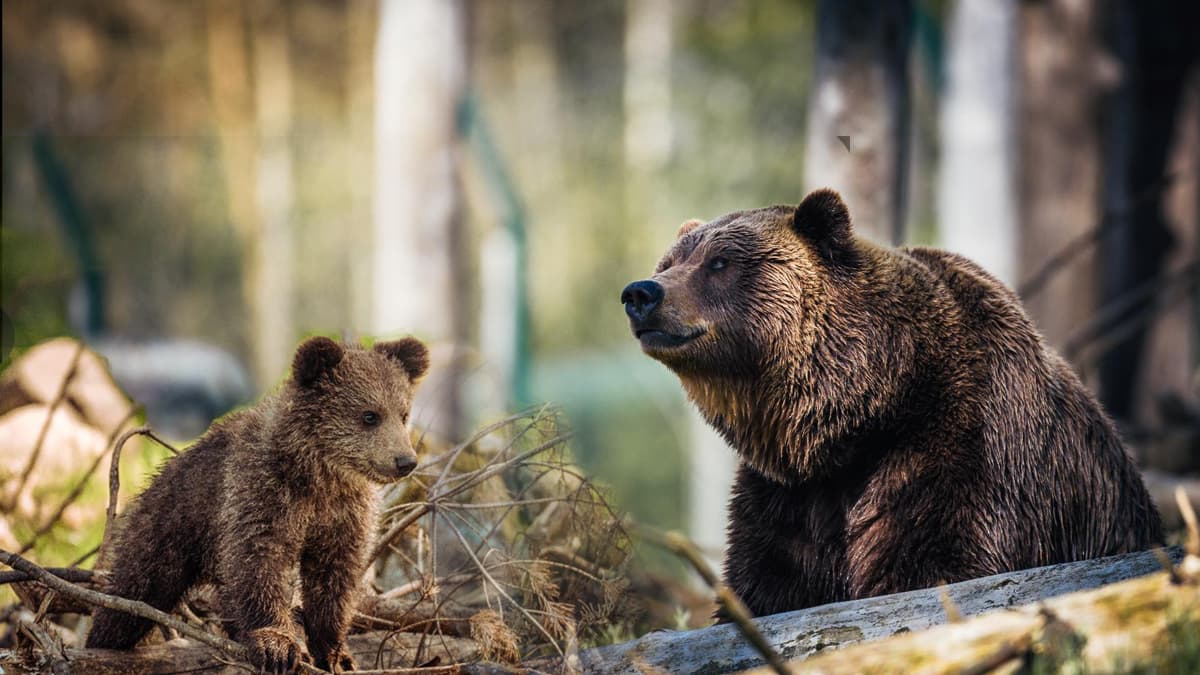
[
  {"xmin": 1110, "ymin": 613, "xmax": 1200, "ymax": 675},
  {"xmin": 1019, "ymin": 608, "xmax": 1200, "ymax": 675},
  {"xmin": 809, "ymin": 624, "xmax": 866, "ymax": 652}
]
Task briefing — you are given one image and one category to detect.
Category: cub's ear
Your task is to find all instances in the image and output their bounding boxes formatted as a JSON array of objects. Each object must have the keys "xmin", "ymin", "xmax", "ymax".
[
  {"xmin": 375, "ymin": 337, "xmax": 430, "ymax": 382},
  {"xmin": 676, "ymin": 218, "xmax": 704, "ymax": 239},
  {"xmin": 792, "ymin": 189, "xmax": 854, "ymax": 263},
  {"xmin": 294, "ymin": 336, "xmax": 344, "ymax": 387}
]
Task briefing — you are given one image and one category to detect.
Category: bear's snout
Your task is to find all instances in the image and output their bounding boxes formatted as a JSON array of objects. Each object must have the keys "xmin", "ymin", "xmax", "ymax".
[
  {"xmin": 394, "ymin": 456, "xmax": 417, "ymax": 477},
  {"xmin": 621, "ymin": 279, "xmax": 664, "ymax": 323}
]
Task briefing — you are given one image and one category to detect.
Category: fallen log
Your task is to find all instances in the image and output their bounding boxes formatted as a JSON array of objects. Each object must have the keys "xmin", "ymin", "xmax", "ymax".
[
  {"xmin": 9, "ymin": 631, "xmax": 481, "ymax": 674},
  {"xmin": 741, "ymin": 554, "xmax": 1200, "ymax": 674},
  {"xmin": 576, "ymin": 547, "xmax": 1183, "ymax": 674}
]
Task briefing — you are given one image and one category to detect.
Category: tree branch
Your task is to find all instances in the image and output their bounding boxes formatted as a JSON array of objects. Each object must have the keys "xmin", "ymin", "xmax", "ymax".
[
  {"xmin": 0, "ymin": 548, "xmax": 248, "ymax": 661},
  {"xmin": 629, "ymin": 522, "xmax": 790, "ymax": 675},
  {"xmin": 4, "ymin": 341, "xmax": 84, "ymax": 512}
]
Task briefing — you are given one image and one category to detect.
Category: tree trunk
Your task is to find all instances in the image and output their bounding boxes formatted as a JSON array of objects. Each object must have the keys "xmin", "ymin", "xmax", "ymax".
[
  {"xmin": 804, "ymin": 0, "xmax": 912, "ymax": 244},
  {"xmin": 623, "ymin": 0, "xmax": 674, "ymax": 171},
  {"xmin": 744, "ymin": 556, "xmax": 1198, "ymax": 674},
  {"xmin": 937, "ymin": 0, "xmax": 1018, "ymax": 286},
  {"xmin": 247, "ymin": 3, "xmax": 296, "ymax": 388},
  {"xmin": 205, "ymin": 1, "xmax": 298, "ymax": 390},
  {"xmin": 1015, "ymin": 0, "xmax": 1110, "ymax": 367},
  {"xmin": 372, "ymin": 0, "xmax": 471, "ymax": 441},
  {"xmin": 344, "ymin": 0, "xmax": 377, "ymax": 338},
  {"xmin": 577, "ymin": 547, "xmax": 1182, "ymax": 673},
  {"xmin": 1097, "ymin": 0, "xmax": 1200, "ymax": 427},
  {"xmin": 49, "ymin": 630, "xmax": 479, "ymax": 674}
]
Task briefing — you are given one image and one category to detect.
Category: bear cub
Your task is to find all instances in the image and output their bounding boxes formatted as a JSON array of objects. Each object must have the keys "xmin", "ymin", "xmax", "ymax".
[
  {"xmin": 87, "ymin": 335, "xmax": 429, "ymax": 673},
  {"xmin": 622, "ymin": 189, "xmax": 1162, "ymax": 618}
]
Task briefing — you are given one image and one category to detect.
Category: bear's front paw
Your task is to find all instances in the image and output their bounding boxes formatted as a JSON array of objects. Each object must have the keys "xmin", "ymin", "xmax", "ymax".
[
  {"xmin": 313, "ymin": 642, "xmax": 357, "ymax": 673},
  {"xmin": 243, "ymin": 626, "xmax": 308, "ymax": 673}
]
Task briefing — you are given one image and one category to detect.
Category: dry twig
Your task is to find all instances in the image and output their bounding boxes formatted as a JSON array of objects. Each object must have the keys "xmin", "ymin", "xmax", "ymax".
[
  {"xmin": 16, "ymin": 407, "xmax": 139, "ymax": 556},
  {"xmin": 5, "ymin": 341, "xmax": 85, "ymax": 512},
  {"xmin": 629, "ymin": 522, "xmax": 790, "ymax": 675},
  {"xmin": 0, "ymin": 547, "xmax": 247, "ymax": 658},
  {"xmin": 102, "ymin": 425, "xmax": 179, "ymax": 555}
]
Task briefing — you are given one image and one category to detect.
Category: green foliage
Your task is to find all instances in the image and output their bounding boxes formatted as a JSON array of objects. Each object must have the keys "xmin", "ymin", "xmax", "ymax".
[
  {"xmin": 0, "ymin": 223, "xmax": 73, "ymax": 364},
  {"xmin": 1109, "ymin": 613, "xmax": 1200, "ymax": 675},
  {"xmin": 1023, "ymin": 611, "xmax": 1200, "ymax": 675}
]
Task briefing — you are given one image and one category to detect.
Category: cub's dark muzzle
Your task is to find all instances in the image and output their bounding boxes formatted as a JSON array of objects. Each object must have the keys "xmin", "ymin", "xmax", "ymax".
[{"xmin": 394, "ymin": 456, "xmax": 417, "ymax": 477}]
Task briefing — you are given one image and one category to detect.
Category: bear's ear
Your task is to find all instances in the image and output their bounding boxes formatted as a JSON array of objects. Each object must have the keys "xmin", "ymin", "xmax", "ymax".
[
  {"xmin": 294, "ymin": 336, "xmax": 344, "ymax": 387},
  {"xmin": 375, "ymin": 337, "xmax": 430, "ymax": 382},
  {"xmin": 676, "ymin": 218, "xmax": 703, "ymax": 239},
  {"xmin": 792, "ymin": 189, "xmax": 854, "ymax": 262}
]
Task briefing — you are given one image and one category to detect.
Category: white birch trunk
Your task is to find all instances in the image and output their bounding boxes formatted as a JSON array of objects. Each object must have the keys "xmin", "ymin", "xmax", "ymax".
[
  {"xmin": 372, "ymin": 0, "xmax": 468, "ymax": 439},
  {"xmin": 937, "ymin": 0, "xmax": 1018, "ymax": 286}
]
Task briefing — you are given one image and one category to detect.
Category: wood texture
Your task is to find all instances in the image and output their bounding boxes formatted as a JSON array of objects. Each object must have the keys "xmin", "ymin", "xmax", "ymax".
[{"xmin": 576, "ymin": 547, "xmax": 1182, "ymax": 674}]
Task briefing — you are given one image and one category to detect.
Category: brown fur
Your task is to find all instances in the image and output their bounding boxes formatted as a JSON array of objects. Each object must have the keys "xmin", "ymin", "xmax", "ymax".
[
  {"xmin": 623, "ymin": 189, "xmax": 1163, "ymax": 618},
  {"xmin": 86, "ymin": 336, "xmax": 429, "ymax": 672}
]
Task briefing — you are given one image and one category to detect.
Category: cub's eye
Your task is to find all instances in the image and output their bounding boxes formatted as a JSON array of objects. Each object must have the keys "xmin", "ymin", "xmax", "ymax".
[
  {"xmin": 708, "ymin": 256, "xmax": 729, "ymax": 272},
  {"xmin": 362, "ymin": 411, "xmax": 381, "ymax": 427}
]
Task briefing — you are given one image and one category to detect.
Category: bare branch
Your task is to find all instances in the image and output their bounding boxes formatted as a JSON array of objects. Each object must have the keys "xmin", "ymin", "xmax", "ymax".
[
  {"xmin": 103, "ymin": 425, "xmax": 180, "ymax": 556},
  {"xmin": 0, "ymin": 548, "xmax": 248, "ymax": 661},
  {"xmin": 629, "ymin": 522, "xmax": 790, "ymax": 675},
  {"xmin": 0, "ymin": 566, "xmax": 95, "ymax": 586},
  {"xmin": 1178, "ymin": 486, "xmax": 1199, "ymax": 558},
  {"xmin": 16, "ymin": 407, "xmax": 138, "ymax": 556},
  {"xmin": 5, "ymin": 341, "xmax": 84, "ymax": 512},
  {"xmin": 441, "ymin": 512, "xmax": 565, "ymax": 657}
]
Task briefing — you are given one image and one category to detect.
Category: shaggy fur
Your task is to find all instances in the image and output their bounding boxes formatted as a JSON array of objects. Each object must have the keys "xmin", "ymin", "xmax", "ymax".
[
  {"xmin": 86, "ymin": 336, "xmax": 429, "ymax": 672},
  {"xmin": 623, "ymin": 189, "xmax": 1162, "ymax": 618}
]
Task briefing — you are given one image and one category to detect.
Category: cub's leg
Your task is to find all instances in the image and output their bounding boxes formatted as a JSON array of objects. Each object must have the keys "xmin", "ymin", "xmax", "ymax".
[
  {"xmin": 219, "ymin": 484, "xmax": 310, "ymax": 673},
  {"xmin": 86, "ymin": 513, "xmax": 202, "ymax": 648},
  {"xmin": 299, "ymin": 503, "xmax": 373, "ymax": 673}
]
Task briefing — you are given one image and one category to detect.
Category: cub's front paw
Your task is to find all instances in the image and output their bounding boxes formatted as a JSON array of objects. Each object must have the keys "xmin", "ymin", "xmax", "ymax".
[
  {"xmin": 243, "ymin": 626, "xmax": 308, "ymax": 673},
  {"xmin": 313, "ymin": 642, "xmax": 357, "ymax": 673}
]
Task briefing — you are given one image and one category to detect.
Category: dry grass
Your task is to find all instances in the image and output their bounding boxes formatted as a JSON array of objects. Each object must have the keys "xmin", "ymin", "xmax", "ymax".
[
  {"xmin": 367, "ymin": 404, "xmax": 637, "ymax": 662},
  {"xmin": 2, "ymin": 402, "xmax": 641, "ymax": 672}
]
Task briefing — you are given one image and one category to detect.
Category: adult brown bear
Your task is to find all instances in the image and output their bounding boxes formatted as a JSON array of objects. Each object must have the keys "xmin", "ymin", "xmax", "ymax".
[{"xmin": 621, "ymin": 189, "xmax": 1162, "ymax": 617}]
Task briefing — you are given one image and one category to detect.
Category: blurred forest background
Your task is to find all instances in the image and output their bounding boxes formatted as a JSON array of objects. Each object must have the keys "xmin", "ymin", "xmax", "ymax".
[{"xmin": 2, "ymin": 0, "xmax": 1198, "ymax": 569}]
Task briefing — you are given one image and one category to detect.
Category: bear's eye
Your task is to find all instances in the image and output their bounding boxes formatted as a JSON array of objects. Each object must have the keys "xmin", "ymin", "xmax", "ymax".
[
  {"xmin": 708, "ymin": 256, "xmax": 729, "ymax": 272},
  {"xmin": 362, "ymin": 411, "xmax": 381, "ymax": 427}
]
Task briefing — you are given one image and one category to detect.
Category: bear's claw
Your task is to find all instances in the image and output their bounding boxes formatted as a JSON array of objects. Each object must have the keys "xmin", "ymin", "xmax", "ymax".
[
  {"xmin": 313, "ymin": 643, "xmax": 357, "ymax": 673},
  {"xmin": 243, "ymin": 626, "xmax": 308, "ymax": 674}
]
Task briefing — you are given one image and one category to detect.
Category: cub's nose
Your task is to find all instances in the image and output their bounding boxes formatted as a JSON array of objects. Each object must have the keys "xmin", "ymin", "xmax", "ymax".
[
  {"xmin": 394, "ymin": 456, "xmax": 418, "ymax": 477},
  {"xmin": 621, "ymin": 279, "xmax": 664, "ymax": 323}
]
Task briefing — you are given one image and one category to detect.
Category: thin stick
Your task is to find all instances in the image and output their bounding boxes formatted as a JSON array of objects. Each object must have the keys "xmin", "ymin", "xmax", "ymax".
[
  {"xmin": 441, "ymin": 512, "xmax": 565, "ymax": 657},
  {"xmin": 371, "ymin": 432, "xmax": 573, "ymax": 562},
  {"xmin": 0, "ymin": 566, "xmax": 95, "ymax": 586},
  {"xmin": 17, "ymin": 618, "xmax": 70, "ymax": 674},
  {"xmin": 1017, "ymin": 170, "xmax": 1191, "ymax": 299},
  {"xmin": 104, "ymin": 426, "xmax": 180, "ymax": 551},
  {"xmin": 630, "ymin": 523, "xmax": 791, "ymax": 675},
  {"xmin": 0, "ymin": 548, "xmax": 245, "ymax": 658},
  {"xmin": 68, "ymin": 543, "xmax": 101, "ymax": 568},
  {"xmin": 16, "ymin": 406, "xmax": 139, "ymax": 556},
  {"xmin": 1177, "ymin": 486, "xmax": 1199, "ymax": 557},
  {"xmin": 18, "ymin": 442, "xmax": 113, "ymax": 556},
  {"xmin": 378, "ymin": 573, "xmax": 477, "ymax": 601},
  {"xmin": 1063, "ymin": 260, "xmax": 1198, "ymax": 358},
  {"xmin": 6, "ymin": 342, "xmax": 85, "ymax": 511}
]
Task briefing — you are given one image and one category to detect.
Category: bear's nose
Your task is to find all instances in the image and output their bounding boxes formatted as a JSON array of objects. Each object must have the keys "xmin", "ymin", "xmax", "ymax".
[
  {"xmin": 394, "ymin": 456, "xmax": 417, "ymax": 477},
  {"xmin": 621, "ymin": 279, "xmax": 664, "ymax": 322}
]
